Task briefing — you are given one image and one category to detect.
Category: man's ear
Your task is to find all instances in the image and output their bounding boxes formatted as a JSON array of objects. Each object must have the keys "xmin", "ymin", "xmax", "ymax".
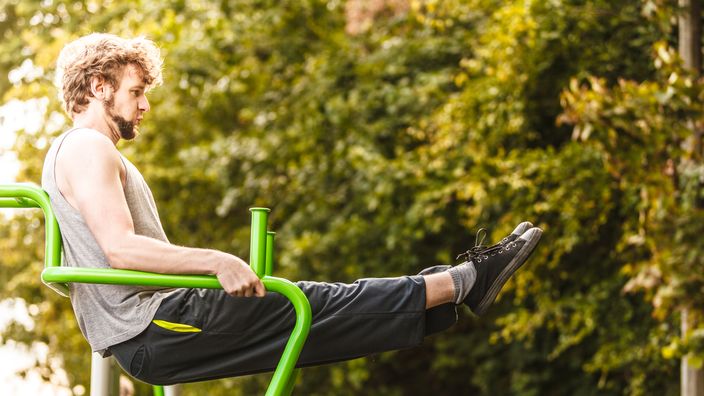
[{"xmin": 90, "ymin": 76, "xmax": 112, "ymax": 100}]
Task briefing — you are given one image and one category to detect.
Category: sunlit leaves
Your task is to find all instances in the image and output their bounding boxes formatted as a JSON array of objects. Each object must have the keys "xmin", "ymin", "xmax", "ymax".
[{"xmin": 1, "ymin": 0, "xmax": 696, "ymax": 394}]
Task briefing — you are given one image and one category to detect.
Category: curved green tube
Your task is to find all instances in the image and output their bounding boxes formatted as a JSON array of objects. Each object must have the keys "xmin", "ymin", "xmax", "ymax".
[
  {"xmin": 152, "ymin": 385, "xmax": 165, "ymax": 396},
  {"xmin": 40, "ymin": 270, "xmax": 312, "ymax": 395},
  {"xmin": 0, "ymin": 183, "xmax": 62, "ymax": 268},
  {"xmin": 2, "ymin": 183, "xmax": 312, "ymax": 395}
]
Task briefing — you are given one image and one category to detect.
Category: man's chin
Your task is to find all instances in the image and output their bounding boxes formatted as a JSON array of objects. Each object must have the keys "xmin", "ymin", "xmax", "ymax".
[
  {"xmin": 116, "ymin": 120, "xmax": 138, "ymax": 140},
  {"xmin": 120, "ymin": 128, "xmax": 139, "ymax": 140}
]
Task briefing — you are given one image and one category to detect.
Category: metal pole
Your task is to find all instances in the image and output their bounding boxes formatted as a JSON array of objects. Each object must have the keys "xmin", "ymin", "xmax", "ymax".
[
  {"xmin": 266, "ymin": 231, "xmax": 276, "ymax": 276},
  {"xmin": 164, "ymin": 385, "xmax": 182, "ymax": 396},
  {"xmin": 679, "ymin": 1, "xmax": 703, "ymax": 395},
  {"xmin": 249, "ymin": 208, "xmax": 270, "ymax": 277},
  {"xmin": 90, "ymin": 353, "xmax": 119, "ymax": 396},
  {"xmin": 683, "ymin": 309, "xmax": 704, "ymax": 395},
  {"xmin": 679, "ymin": 0, "xmax": 701, "ymax": 72}
]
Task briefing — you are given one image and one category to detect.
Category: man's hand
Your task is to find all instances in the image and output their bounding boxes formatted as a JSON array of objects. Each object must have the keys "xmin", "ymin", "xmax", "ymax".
[{"xmin": 214, "ymin": 253, "xmax": 266, "ymax": 297}]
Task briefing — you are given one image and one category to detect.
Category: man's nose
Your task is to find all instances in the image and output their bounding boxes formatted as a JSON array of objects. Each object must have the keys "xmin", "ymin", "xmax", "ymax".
[{"xmin": 139, "ymin": 96, "xmax": 150, "ymax": 112}]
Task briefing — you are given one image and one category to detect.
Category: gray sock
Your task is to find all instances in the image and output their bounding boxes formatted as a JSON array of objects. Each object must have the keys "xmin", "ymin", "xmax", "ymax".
[{"xmin": 447, "ymin": 261, "xmax": 477, "ymax": 304}]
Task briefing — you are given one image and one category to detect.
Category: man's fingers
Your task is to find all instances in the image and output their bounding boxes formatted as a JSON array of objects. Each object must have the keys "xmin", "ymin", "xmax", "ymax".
[
  {"xmin": 227, "ymin": 281, "xmax": 245, "ymax": 297},
  {"xmin": 225, "ymin": 282, "xmax": 262, "ymax": 298},
  {"xmin": 255, "ymin": 281, "xmax": 266, "ymax": 297},
  {"xmin": 219, "ymin": 266, "xmax": 265, "ymax": 297},
  {"xmin": 244, "ymin": 278, "xmax": 265, "ymax": 298}
]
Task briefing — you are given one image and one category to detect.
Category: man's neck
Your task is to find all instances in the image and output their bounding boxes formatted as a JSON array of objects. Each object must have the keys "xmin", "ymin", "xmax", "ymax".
[{"xmin": 72, "ymin": 110, "xmax": 120, "ymax": 145}]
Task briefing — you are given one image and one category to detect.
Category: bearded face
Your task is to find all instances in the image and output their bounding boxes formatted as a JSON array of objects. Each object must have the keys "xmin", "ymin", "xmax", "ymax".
[{"xmin": 102, "ymin": 95, "xmax": 137, "ymax": 140}]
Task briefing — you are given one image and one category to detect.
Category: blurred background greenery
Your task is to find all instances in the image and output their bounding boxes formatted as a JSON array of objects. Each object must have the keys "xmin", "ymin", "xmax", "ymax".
[{"xmin": 1, "ymin": 0, "xmax": 703, "ymax": 394}]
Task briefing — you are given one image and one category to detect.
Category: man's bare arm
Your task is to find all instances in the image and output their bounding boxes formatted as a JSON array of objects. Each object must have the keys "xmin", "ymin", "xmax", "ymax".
[{"xmin": 55, "ymin": 130, "xmax": 264, "ymax": 297}]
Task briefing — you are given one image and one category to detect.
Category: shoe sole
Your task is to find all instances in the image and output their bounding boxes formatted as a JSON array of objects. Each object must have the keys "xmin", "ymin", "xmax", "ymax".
[{"xmin": 474, "ymin": 228, "xmax": 543, "ymax": 315}]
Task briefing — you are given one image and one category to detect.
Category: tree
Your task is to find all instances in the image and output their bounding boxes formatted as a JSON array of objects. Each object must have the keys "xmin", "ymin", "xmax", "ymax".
[{"xmin": 1, "ymin": 0, "xmax": 699, "ymax": 394}]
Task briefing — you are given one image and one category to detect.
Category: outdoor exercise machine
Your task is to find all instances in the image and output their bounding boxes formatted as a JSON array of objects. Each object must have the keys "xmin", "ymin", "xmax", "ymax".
[{"xmin": 0, "ymin": 182, "xmax": 312, "ymax": 396}]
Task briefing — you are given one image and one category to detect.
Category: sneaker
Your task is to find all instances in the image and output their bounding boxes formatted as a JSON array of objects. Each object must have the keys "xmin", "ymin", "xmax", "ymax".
[
  {"xmin": 499, "ymin": 221, "xmax": 533, "ymax": 244},
  {"xmin": 467, "ymin": 221, "xmax": 534, "ymax": 253},
  {"xmin": 418, "ymin": 221, "xmax": 533, "ymax": 277},
  {"xmin": 459, "ymin": 227, "xmax": 542, "ymax": 315}
]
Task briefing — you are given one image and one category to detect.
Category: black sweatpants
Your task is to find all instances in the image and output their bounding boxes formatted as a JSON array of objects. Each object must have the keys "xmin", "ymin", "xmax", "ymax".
[{"xmin": 108, "ymin": 276, "xmax": 457, "ymax": 385}]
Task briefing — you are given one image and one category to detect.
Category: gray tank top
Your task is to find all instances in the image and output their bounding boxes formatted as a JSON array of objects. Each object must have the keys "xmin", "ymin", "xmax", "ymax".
[{"xmin": 42, "ymin": 128, "xmax": 175, "ymax": 355}]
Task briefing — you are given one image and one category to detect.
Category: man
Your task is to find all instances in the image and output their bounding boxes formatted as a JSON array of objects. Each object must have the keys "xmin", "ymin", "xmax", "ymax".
[{"xmin": 42, "ymin": 33, "xmax": 542, "ymax": 385}]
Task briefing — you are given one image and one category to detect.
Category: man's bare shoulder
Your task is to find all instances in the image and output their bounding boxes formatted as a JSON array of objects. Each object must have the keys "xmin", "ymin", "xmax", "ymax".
[
  {"xmin": 60, "ymin": 128, "xmax": 117, "ymax": 153},
  {"xmin": 56, "ymin": 128, "xmax": 124, "ymax": 179}
]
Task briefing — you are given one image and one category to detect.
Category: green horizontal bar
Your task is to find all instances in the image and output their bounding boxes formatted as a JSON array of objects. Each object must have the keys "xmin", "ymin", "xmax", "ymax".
[
  {"xmin": 42, "ymin": 267, "xmax": 223, "ymax": 289},
  {"xmin": 41, "ymin": 266, "xmax": 312, "ymax": 395},
  {"xmin": 0, "ymin": 197, "xmax": 40, "ymax": 208}
]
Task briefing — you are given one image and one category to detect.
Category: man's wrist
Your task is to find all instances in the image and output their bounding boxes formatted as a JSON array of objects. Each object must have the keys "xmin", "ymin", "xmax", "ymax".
[{"xmin": 205, "ymin": 249, "xmax": 227, "ymax": 275}]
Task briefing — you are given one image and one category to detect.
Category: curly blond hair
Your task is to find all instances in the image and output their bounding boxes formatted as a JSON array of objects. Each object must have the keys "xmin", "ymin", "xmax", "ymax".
[{"xmin": 55, "ymin": 33, "xmax": 163, "ymax": 117}]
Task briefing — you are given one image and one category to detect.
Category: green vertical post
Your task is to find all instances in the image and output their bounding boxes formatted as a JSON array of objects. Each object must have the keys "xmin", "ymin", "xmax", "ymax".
[
  {"xmin": 249, "ymin": 208, "xmax": 270, "ymax": 278},
  {"xmin": 281, "ymin": 368, "xmax": 301, "ymax": 395},
  {"xmin": 262, "ymin": 277, "xmax": 311, "ymax": 396},
  {"xmin": 152, "ymin": 385, "xmax": 165, "ymax": 396},
  {"xmin": 266, "ymin": 231, "xmax": 276, "ymax": 276}
]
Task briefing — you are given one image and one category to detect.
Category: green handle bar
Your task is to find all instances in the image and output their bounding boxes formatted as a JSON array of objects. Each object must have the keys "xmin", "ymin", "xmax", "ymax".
[{"xmin": 0, "ymin": 183, "xmax": 312, "ymax": 396}]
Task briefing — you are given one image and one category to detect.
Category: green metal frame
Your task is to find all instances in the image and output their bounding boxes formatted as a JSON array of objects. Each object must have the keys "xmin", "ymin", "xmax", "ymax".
[{"xmin": 0, "ymin": 183, "xmax": 312, "ymax": 396}]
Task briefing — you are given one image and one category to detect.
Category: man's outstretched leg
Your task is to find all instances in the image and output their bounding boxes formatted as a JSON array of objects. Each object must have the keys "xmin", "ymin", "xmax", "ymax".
[
  {"xmin": 423, "ymin": 221, "xmax": 536, "ymax": 333},
  {"xmin": 109, "ymin": 226, "xmax": 542, "ymax": 385}
]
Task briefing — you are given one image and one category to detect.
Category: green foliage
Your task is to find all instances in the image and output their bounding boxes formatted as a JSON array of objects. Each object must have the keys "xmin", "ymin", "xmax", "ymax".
[
  {"xmin": 560, "ymin": 35, "xmax": 704, "ymax": 387},
  {"xmin": 0, "ymin": 0, "xmax": 700, "ymax": 394}
]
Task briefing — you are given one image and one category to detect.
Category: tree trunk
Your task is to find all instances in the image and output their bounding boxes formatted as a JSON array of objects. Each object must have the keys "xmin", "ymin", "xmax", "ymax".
[{"xmin": 679, "ymin": 1, "xmax": 704, "ymax": 395}]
